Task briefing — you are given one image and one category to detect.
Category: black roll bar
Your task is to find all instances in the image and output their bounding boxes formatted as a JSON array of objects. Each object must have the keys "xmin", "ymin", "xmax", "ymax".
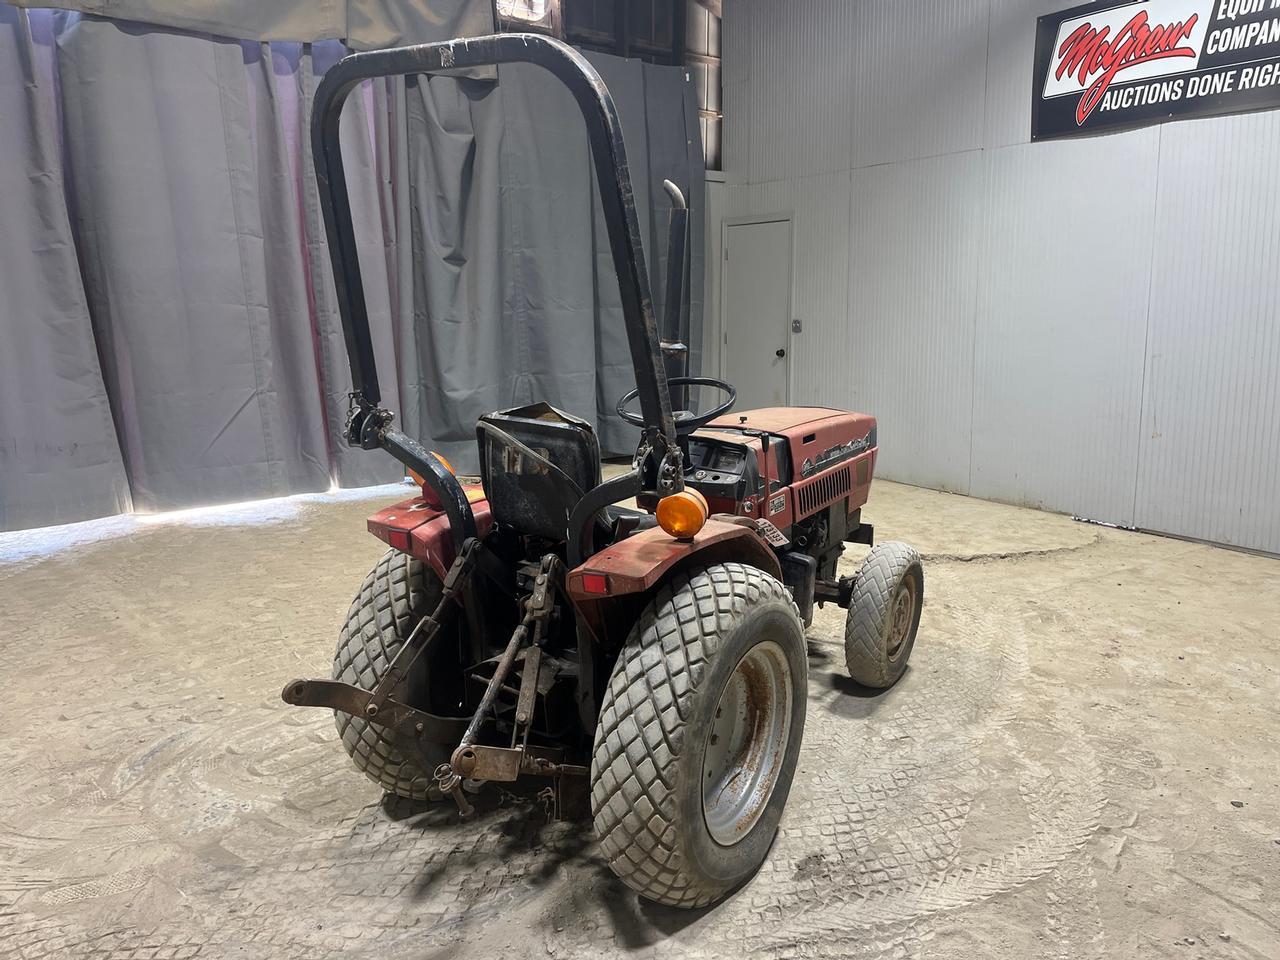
[{"xmin": 311, "ymin": 34, "xmax": 681, "ymax": 528}]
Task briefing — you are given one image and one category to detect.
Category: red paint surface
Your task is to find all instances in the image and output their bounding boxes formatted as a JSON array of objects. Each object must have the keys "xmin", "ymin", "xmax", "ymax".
[
  {"xmin": 366, "ymin": 486, "xmax": 494, "ymax": 580},
  {"xmin": 703, "ymin": 406, "xmax": 878, "ymax": 524},
  {"xmin": 567, "ymin": 518, "xmax": 779, "ymax": 599}
]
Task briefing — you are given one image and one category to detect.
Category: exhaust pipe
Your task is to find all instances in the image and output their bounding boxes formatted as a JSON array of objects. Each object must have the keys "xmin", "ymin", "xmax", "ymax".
[{"xmin": 660, "ymin": 179, "xmax": 689, "ymax": 411}]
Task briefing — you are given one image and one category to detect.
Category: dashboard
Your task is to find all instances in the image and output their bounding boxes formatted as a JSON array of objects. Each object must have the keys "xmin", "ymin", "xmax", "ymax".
[{"xmin": 685, "ymin": 438, "xmax": 754, "ymax": 500}]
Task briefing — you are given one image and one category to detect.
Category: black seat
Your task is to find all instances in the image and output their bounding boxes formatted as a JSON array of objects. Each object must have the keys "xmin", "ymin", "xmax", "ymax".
[
  {"xmin": 477, "ymin": 403, "xmax": 602, "ymax": 541},
  {"xmin": 603, "ymin": 503, "xmax": 657, "ymax": 543}
]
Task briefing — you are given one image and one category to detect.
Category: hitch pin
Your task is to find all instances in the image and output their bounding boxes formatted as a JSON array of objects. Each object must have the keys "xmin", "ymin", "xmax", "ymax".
[{"xmin": 434, "ymin": 763, "xmax": 475, "ymax": 819}]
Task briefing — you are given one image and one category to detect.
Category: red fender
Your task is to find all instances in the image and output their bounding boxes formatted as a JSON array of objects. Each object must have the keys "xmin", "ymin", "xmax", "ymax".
[
  {"xmin": 366, "ymin": 489, "xmax": 493, "ymax": 581},
  {"xmin": 565, "ymin": 517, "xmax": 782, "ymax": 600}
]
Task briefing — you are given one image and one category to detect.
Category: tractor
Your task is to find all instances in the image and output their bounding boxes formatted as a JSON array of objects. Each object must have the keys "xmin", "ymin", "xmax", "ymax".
[{"xmin": 282, "ymin": 33, "xmax": 924, "ymax": 909}]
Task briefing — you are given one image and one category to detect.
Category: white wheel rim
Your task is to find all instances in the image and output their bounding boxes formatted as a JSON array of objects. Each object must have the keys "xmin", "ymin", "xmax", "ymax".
[{"xmin": 701, "ymin": 640, "xmax": 793, "ymax": 847}]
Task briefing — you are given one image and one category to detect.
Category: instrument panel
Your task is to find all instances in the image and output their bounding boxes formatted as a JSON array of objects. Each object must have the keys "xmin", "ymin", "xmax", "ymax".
[{"xmin": 685, "ymin": 438, "xmax": 753, "ymax": 499}]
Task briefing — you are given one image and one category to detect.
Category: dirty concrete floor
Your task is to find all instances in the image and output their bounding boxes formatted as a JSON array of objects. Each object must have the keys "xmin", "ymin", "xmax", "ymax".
[{"xmin": 1, "ymin": 480, "xmax": 1277, "ymax": 959}]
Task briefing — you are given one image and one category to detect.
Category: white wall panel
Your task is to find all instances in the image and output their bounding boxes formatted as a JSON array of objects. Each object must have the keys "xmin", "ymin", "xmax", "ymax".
[
  {"xmin": 984, "ymin": 0, "xmax": 1078, "ymax": 149},
  {"xmin": 971, "ymin": 132, "xmax": 1158, "ymax": 521},
  {"xmin": 716, "ymin": 0, "xmax": 1280, "ymax": 552},
  {"xmin": 1136, "ymin": 113, "xmax": 1280, "ymax": 553},
  {"xmin": 701, "ymin": 177, "xmax": 730, "ymax": 380},
  {"xmin": 849, "ymin": 0, "xmax": 988, "ymax": 169},
  {"xmin": 720, "ymin": 181, "xmax": 750, "ymax": 218},
  {"xmin": 707, "ymin": 181, "xmax": 752, "ymax": 376},
  {"xmin": 712, "ymin": 173, "xmax": 852, "ymax": 400},
  {"xmin": 741, "ymin": 177, "xmax": 794, "ymax": 217},
  {"xmin": 721, "ymin": 0, "xmax": 750, "ymax": 84},
  {"xmin": 738, "ymin": 0, "xmax": 855, "ymax": 182},
  {"xmin": 779, "ymin": 173, "xmax": 852, "ymax": 408},
  {"xmin": 846, "ymin": 152, "xmax": 983, "ymax": 492},
  {"xmin": 721, "ymin": 78, "xmax": 751, "ymax": 184}
]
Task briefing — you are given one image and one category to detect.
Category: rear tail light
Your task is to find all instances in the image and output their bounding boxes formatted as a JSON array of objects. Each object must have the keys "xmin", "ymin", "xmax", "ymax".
[
  {"xmin": 387, "ymin": 528, "xmax": 411, "ymax": 552},
  {"xmin": 581, "ymin": 572, "xmax": 610, "ymax": 595}
]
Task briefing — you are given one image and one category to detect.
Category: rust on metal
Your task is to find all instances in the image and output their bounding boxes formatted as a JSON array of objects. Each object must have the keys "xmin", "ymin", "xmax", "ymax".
[
  {"xmin": 700, "ymin": 641, "xmax": 793, "ymax": 846},
  {"xmin": 435, "ymin": 552, "xmax": 573, "ymax": 816},
  {"xmin": 565, "ymin": 518, "xmax": 781, "ymax": 599},
  {"xmin": 887, "ymin": 574, "xmax": 919, "ymax": 663},
  {"xmin": 433, "ymin": 763, "xmax": 475, "ymax": 819},
  {"xmin": 514, "ymin": 645, "xmax": 543, "ymax": 733},
  {"xmin": 453, "ymin": 744, "xmax": 523, "ymax": 782},
  {"xmin": 280, "ymin": 678, "xmax": 471, "ymax": 742}
]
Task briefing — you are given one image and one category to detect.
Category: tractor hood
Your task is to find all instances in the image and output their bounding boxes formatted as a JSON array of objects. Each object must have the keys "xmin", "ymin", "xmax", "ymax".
[{"xmin": 709, "ymin": 407, "xmax": 850, "ymax": 433}]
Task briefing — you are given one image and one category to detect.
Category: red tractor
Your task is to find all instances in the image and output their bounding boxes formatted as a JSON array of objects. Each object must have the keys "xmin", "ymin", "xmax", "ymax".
[{"xmin": 283, "ymin": 34, "xmax": 924, "ymax": 909}]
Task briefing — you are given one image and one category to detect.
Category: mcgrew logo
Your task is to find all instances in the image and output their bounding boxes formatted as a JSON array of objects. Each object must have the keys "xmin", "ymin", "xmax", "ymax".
[{"xmin": 1054, "ymin": 10, "xmax": 1200, "ymax": 124}]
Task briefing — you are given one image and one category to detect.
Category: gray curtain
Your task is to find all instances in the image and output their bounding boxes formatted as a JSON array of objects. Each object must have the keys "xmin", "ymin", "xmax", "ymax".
[
  {"xmin": 53, "ymin": 15, "xmax": 402, "ymax": 507},
  {"xmin": 0, "ymin": 5, "xmax": 703, "ymax": 530},
  {"xmin": 8, "ymin": 0, "xmax": 493, "ymax": 48},
  {"xmin": 0, "ymin": 8, "xmax": 130, "ymax": 529},
  {"xmin": 398, "ymin": 54, "xmax": 706, "ymax": 468}
]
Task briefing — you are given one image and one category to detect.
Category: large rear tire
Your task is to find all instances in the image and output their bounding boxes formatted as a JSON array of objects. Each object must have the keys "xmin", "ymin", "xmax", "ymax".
[
  {"xmin": 331, "ymin": 549, "xmax": 449, "ymax": 801},
  {"xmin": 591, "ymin": 563, "xmax": 807, "ymax": 908}
]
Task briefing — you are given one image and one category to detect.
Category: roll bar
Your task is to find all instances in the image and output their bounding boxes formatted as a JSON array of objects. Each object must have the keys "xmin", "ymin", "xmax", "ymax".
[{"xmin": 311, "ymin": 33, "xmax": 683, "ymax": 544}]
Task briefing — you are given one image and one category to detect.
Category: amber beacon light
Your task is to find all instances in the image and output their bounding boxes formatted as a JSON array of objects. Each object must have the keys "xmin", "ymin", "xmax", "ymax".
[{"xmin": 656, "ymin": 489, "xmax": 709, "ymax": 540}]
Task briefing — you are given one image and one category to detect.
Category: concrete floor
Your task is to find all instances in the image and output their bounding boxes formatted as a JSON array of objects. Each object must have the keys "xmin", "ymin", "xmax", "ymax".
[{"xmin": 1, "ymin": 480, "xmax": 1277, "ymax": 959}]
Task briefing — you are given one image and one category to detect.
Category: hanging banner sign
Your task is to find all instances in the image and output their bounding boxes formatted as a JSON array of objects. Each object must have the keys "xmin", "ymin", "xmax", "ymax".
[{"xmin": 1033, "ymin": 0, "xmax": 1280, "ymax": 140}]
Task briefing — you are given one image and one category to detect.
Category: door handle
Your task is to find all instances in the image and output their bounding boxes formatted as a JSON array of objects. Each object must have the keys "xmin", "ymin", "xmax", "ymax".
[{"xmin": 775, "ymin": 348, "xmax": 786, "ymax": 358}]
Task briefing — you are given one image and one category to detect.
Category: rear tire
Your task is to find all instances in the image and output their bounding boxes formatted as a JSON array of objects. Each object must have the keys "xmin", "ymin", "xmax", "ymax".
[
  {"xmin": 843, "ymin": 541, "xmax": 924, "ymax": 688},
  {"xmin": 591, "ymin": 563, "xmax": 807, "ymax": 908},
  {"xmin": 331, "ymin": 549, "xmax": 449, "ymax": 801}
]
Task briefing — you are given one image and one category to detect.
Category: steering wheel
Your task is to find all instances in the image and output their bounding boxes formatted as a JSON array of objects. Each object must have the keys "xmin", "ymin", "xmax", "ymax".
[{"xmin": 615, "ymin": 376, "xmax": 737, "ymax": 435}]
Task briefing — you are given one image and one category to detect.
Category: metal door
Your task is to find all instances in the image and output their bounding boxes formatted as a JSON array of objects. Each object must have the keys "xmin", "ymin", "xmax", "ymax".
[{"xmin": 722, "ymin": 218, "xmax": 791, "ymax": 408}]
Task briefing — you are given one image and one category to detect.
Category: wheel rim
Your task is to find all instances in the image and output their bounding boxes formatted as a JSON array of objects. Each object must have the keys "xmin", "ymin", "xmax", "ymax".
[
  {"xmin": 701, "ymin": 640, "xmax": 793, "ymax": 847},
  {"xmin": 886, "ymin": 574, "xmax": 918, "ymax": 662}
]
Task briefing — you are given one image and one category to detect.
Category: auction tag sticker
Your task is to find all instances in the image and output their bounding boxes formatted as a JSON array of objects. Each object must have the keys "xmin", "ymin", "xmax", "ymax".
[{"xmin": 756, "ymin": 518, "xmax": 789, "ymax": 548}]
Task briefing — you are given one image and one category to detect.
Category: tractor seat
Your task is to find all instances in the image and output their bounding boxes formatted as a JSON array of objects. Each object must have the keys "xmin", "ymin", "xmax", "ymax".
[
  {"xmin": 476, "ymin": 403, "xmax": 602, "ymax": 541},
  {"xmin": 602, "ymin": 503, "xmax": 657, "ymax": 542}
]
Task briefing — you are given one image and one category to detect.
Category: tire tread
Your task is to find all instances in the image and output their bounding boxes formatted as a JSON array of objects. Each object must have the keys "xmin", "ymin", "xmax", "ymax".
[
  {"xmin": 844, "ymin": 541, "xmax": 923, "ymax": 687},
  {"xmin": 591, "ymin": 562, "xmax": 799, "ymax": 907},
  {"xmin": 331, "ymin": 549, "xmax": 441, "ymax": 800}
]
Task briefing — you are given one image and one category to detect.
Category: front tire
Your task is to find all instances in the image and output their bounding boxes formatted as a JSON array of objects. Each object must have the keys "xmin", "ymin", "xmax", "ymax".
[
  {"xmin": 331, "ymin": 549, "xmax": 449, "ymax": 801},
  {"xmin": 591, "ymin": 563, "xmax": 807, "ymax": 908},
  {"xmin": 843, "ymin": 541, "xmax": 924, "ymax": 688}
]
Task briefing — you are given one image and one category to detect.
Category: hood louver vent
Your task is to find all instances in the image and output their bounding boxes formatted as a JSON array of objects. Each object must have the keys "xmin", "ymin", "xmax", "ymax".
[{"xmin": 796, "ymin": 465, "xmax": 852, "ymax": 517}]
